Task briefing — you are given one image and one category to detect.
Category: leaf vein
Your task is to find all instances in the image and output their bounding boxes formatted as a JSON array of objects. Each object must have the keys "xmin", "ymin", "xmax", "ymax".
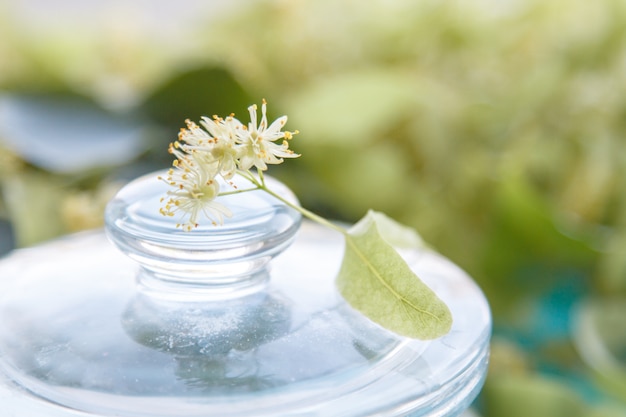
[{"xmin": 345, "ymin": 236, "xmax": 441, "ymax": 323}]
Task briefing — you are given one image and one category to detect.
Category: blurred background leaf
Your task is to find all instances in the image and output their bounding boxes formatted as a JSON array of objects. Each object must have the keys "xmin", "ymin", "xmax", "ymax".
[
  {"xmin": 140, "ymin": 67, "xmax": 254, "ymax": 130},
  {"xmin": 0, "ymin": 91, "xmax": 145, "ymax": 173}
]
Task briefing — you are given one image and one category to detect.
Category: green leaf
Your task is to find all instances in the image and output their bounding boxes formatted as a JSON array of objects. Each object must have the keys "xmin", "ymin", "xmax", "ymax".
[
  {"xmin": 335, "ymin": 210, "xmax": 452, "ymax": 339},
  {"xmin": 140, "ymin": 67, "xmax": 254, "ymax": 130},
  {"xmin": 366, "ymin": 210, "xmax": 426, "ymax": 250}
]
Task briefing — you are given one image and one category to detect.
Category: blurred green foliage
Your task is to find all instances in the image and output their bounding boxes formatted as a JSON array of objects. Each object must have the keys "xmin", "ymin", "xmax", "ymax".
[{"xmin": 0, "ymin": 0, "xmax": 625, "ymax": 415}]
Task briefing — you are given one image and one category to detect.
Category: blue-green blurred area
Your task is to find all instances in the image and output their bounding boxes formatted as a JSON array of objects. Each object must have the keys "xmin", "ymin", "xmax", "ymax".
[{"xmin": 0, "ymin": 0, "xmax": 625, "ymax": 415}]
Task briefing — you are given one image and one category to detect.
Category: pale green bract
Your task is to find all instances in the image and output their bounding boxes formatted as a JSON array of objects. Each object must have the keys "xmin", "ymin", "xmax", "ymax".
[
  {"xmin": 160, "ymin": 102, "xmax": 452, "ymax": 340},
  {"xmin": 336, "ymin": 211, "xmax": 452, "ymax": 340},
  {"xmin": 364, "ymin": 210, "xmax": 426, "ymax": 250}
]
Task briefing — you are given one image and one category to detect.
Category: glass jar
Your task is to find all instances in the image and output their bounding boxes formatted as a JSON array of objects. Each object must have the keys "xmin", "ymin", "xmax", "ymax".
[{"xmin": 0, "ymin": 172, "xmax": 491, "ymax": 416}]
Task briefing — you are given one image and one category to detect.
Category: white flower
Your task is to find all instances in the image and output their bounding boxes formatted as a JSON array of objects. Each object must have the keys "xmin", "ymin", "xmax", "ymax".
[
  {"xmin": 237, "ymin": 99, "xmax": 299, "ymax": 171},
  {"xmin": 159, "ymin": 149, "xmax": 232, "ymax": 231},
  {"xmin": 159, "ymin": 100, "xmax": 299, "ymax": 230},
  {"xmin": 178, "ymin": 118, "xmax": 240, "ymax": 180}
]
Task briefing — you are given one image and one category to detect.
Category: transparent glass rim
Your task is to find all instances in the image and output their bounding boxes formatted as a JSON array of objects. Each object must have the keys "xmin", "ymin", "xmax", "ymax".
[{"xmin": 0, "ymin": 226, "xmax": 490, "ymax": 417}]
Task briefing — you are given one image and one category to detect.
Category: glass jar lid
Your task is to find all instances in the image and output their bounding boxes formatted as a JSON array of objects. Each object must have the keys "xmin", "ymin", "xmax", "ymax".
[{"xmin": 0, "ymin": 172, "xmax": 491, "ymax": 416}]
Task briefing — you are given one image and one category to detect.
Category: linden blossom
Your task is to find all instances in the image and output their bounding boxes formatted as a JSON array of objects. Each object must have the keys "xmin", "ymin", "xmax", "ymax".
[
  {"xmin": 158, "ymin": 152, "xmax": 232, "ymax": 231},
  {"xmin": 159, "ymin": 100, "xmax": 299, "ymax": 231},
  {"xmin": 157, "ymin": 100, "xmax": 453, "ymax": 339}
]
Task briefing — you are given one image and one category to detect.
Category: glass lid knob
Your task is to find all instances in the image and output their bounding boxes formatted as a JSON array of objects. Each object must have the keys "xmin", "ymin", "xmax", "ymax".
[{"xmin": 105, "ymin": 171, "xmax": 301, "ymax": 299}]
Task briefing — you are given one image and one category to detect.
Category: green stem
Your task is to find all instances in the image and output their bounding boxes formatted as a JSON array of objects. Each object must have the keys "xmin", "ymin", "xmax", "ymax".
[
  {"xmin": 218, "ymin": 187, "xmax": 260, "ymax": 197},
  {"xmin": 232, "ymin": 169, "xmax": 347, "ymax": 236},
  {"xmin": 236, "ymin": 170, "xmax": 259, "ymax": 185},
  {"xmin": 258, "ymin": 169, "xmax": 266, "ymax": 187},
  {"xmin": 260, "ymin": 184, "xmax": 347, "ymax": 236}
]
